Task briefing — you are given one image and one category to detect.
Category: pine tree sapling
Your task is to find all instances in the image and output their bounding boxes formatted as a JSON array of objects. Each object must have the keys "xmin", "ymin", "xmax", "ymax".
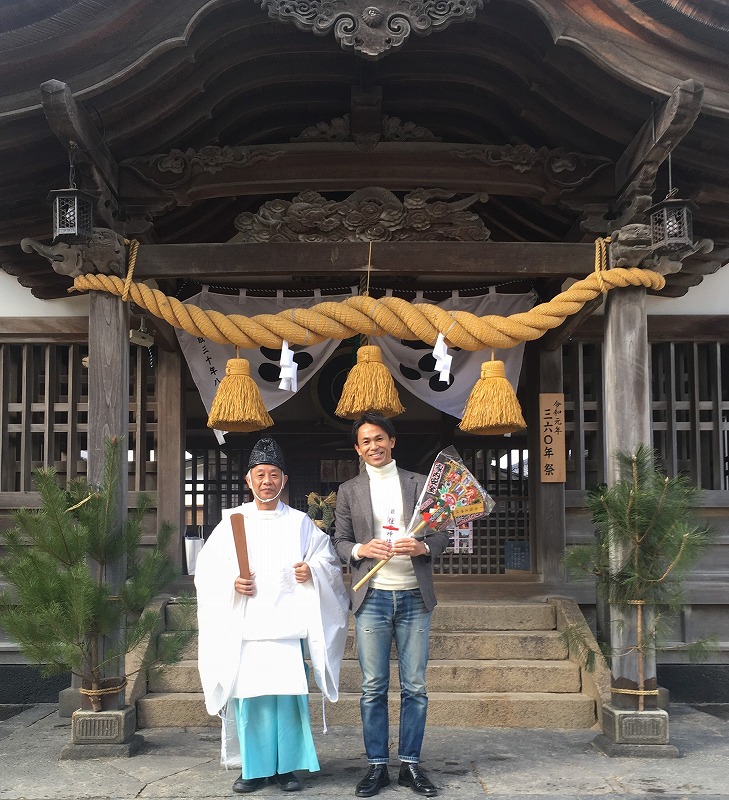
[
  {"xmin": 563, "ymin": 445, "xmax": 715, "ymax": 708},
  {"xmin": 0, "ymin": 438, "xmax": 190, "ymax": 711}
]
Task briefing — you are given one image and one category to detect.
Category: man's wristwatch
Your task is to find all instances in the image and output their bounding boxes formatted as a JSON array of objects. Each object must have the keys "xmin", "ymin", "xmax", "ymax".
[{"xmin": 422, "ymin": 541, "xmax": 430, "ymax": 555}]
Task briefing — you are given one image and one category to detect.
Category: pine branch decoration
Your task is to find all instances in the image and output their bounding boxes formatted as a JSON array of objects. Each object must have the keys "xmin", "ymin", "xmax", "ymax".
[
  {"xmin": 563, "ymin": 444, "xmax": 716, "ymax": 683},
  {"xmin": 0, "ymin": 438, "xmax": 191, "ymax": 708}
]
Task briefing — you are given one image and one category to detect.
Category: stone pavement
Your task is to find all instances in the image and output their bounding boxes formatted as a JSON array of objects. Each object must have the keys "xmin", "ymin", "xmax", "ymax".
[{"xmin": 0, "ymin": 703, "xmax": 728, "ymax": 800}]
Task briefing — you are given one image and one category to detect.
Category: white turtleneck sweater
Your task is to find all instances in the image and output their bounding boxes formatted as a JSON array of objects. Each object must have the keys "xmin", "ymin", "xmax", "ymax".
[{"xmin": 353, "ymin": 460, "xmax": 418, "ymax": 590}]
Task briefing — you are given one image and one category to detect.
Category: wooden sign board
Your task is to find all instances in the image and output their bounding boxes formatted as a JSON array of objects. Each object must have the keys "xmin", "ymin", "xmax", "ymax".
[{"xmin": 539, "ymin": 393, "xmax": 566, "ymax": 483}]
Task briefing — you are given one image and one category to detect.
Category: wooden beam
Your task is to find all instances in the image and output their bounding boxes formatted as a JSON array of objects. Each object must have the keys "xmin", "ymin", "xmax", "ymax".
[
  {"xmin": 615, "ymin": 80, "xmax": 703, "ymax": 193},
  {"xmin": 538, "ymin": 277, "xmax": 603, "ymax": 352},
  {"xmin": 40, "ymin": 80, "xmax": 119, "ymax": 228},
  {"xmin": 656, "ymin": 271, "xmax": 704, "ymax": 289},
  {"xmin": 573, "ymin": 314, "xmax": 729, "ymax": 343},
  {"xmin": 0, "ymin": 491, "xmax": 156, "ymax": 510},
  {"xmin": 0, "ymin": 317, "xmax": 88, "ymax": 340},
  {"xmin": 542, "ymin": 296, "xmax": 604, "ymax": 350},
  {"xmin": 156, "ymin": 348, "xmax": 185, "ymax": 573},
  {"xmin": 526, "ymin": 343, "xmax": 566, "ymax": 583},
  {"xmin": 131, "ymin": 241, "xmax": 597, "ymax": 281},
  {"xmin": 611, "ymin": 80, "xmax": 703, "ymax": 228},
  {"xmin": 119, "ymin": 142, "xmax": 611, "ymax": 210}
]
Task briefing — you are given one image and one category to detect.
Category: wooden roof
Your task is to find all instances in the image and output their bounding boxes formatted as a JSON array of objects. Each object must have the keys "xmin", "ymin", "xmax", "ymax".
[{"xmin": 1, "ymin": 0, "xmax": 728, "ymax": 299}]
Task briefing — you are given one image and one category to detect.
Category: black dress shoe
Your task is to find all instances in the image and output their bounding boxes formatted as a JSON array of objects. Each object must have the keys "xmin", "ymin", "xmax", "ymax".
[
  {"xmin": 355, "ymin": 764, "xmax": 390, "ymax": 797},
  {"xmin": 398, "ymin": 763, "xmax": 438, "ymax": 797},
  {"xmin": 232, "ymin": 775, "xmax": 267, "ymax": 793},
  {"xmin": 275, "ymin": 771, "xmax": 303, "ymax": 792}
]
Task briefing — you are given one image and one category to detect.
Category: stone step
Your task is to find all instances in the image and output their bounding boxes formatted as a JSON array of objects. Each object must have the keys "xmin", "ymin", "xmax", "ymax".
[
  {"xmin": 166, "ymin": 601, "xmax": 556, "ymax": 633},
  {"xmin": 431, "ymin": 603, "xmax": 555, "ymax": 631},
  {"xmin": 149, "ymin": 658, "xmax": 581, "ymax": 695},
  {"xmin": 137, "ymin": 690, "xmax": 596, "ymax": 730},
  {"xmin": 166, "ymin": 629, "xmax": 568, "ymax": 662}
]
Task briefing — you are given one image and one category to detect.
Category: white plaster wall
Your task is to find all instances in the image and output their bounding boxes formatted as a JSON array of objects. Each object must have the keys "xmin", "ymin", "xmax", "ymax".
[
  {"xmin": 645, "ymin": 268, "xmax": 729, "ymax": 315},
  {"xmin": 0, "ymin": 271, "xmax": 89, "ymax": 317}
]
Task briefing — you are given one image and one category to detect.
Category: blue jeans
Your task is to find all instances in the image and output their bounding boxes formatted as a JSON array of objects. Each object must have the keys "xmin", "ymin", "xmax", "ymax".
[{"xmin": 355, "ymin": 588, "xmax": 431, "ymax": 764}]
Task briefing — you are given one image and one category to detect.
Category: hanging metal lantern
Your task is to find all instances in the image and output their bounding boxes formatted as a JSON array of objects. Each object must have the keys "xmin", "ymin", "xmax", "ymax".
[
  {"xmin": 647, "ymin": 195, "xmax": 696, "ymax": 256},
  {"xmin": 47, "ymin": 188, "xmax": 94, "ymax": 244}
]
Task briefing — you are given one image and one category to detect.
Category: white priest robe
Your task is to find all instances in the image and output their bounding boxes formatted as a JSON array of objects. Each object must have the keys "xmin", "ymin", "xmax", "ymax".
[{"xmin": 195, "ymin": 501, "xmax": 349, "ymax": 767}]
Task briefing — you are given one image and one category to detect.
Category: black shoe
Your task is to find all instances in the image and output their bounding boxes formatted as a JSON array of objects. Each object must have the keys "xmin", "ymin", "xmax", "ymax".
[
  {"xmin": 355, "ymin": 764, "xmax": 390, "ymax": 797},
  {"xmin": 275, "ymin": 771, "xmax": 303, "ymax": 792},
  {"xmin": 398, "ymin": 763, "xmax": 438, "ymax": 797},
  {"xmin": 232, "ymin": 775, "xmax": 267, "ymax": 794}
]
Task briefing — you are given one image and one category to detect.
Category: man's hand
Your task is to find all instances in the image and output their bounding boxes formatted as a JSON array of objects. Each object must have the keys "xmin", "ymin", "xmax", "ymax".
[
  {"xmin": 293, "ymin": 561, "xmax": 312, "ymax": 584},
  {"xmin": 234, "ymin": 573, "xmax": 256, "ymax": 596},
  {"xmin": 358, "ymin": 538, "xmax": 393, "ymax": 560},
  {"xmin": 391, "ymin": 537, "xmax": 428, "ymax": 557}
]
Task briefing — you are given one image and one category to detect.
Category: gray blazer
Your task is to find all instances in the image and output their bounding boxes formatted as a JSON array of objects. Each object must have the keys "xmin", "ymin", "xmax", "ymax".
[{"xmin": 333, "ymin": 467, "xmax": 450, "ymax": 614}]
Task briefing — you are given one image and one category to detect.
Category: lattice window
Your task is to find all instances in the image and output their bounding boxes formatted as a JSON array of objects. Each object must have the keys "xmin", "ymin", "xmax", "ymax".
[
  {"xmin": 183, "ymin": 447, "xmax": 357, "ymax": 531},
  {"xmin": 184, "ymin": 441, "xmax": 531, "ymax": 576},
  {"xmin": 185, "ymin": 447, "xmax": 248, "ymax": 530},
  {"xmin": 0, "ymin": 343, "xmax": 87, "ymax": 491},
  {"xmin": 652, "ymin": 342, "xmax": 729, "ymax": 488},
  {"xmin": 0, "ymin": 342, "xmax": 157, "ymax": 494},
  {"xmin": 435, "ymin": 443, "xmax": 530, "ymax": 575},
  {"xmin": 129, "ymin": 346, "xmax": 159, "ymax": 493},
  {"xmin": 563, "ymin": 340, "xmax": 729, "ymax": 490},
  {"xmin": 563, "ymin": 341, "xmax": 605, "ymax": 491}
]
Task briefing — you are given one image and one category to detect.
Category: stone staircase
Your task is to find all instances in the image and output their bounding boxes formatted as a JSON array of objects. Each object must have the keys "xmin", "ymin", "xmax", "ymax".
[{"xmin": 137, "ymin": 598, "xmax": 602, "ymax": 729}]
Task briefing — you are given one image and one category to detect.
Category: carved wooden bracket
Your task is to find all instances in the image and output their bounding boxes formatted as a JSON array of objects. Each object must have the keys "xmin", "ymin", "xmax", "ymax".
[
  {"xmin": 608, "ymin": 223, "xmax": 714, "ymax": 275},
  {"xmin": 20, "ymin": 228, "xmax": 127, "ymax": 278},
  {"xmin": 255, "ymin": 0, "xmax": 485, "ymax": 59},
  {"xmin": 40, "ymin": 80, "xmax": 120, "ymax": 230},
  {"xmin": 609, "ymin": 80, "xmax": 704, "ymax": 230},
  {"xmin": 542, "ymin": 224, "xmax": 715, "ymax": 351},
  {"xmin": 233, "ymin": 187, "xmax": 490, "ymax": 242}
]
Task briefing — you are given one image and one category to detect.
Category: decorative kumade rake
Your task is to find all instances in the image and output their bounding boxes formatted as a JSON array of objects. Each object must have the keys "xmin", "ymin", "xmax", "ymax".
[{"xmin": 352, "ymin": 446, "xmax": 495, "ymax": 591}]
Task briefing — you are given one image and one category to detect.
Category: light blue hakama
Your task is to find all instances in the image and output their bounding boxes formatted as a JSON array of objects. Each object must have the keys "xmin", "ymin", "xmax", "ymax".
[{"xmin": 234, "ymin": 694, "xmax": 320, "ymax": 780}]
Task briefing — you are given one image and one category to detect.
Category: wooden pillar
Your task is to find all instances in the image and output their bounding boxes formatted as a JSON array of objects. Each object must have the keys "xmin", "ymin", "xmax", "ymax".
[
  {"xmin": 87, "ymin": 292, "xmax": 129, "ymax": 686},
  {"xmin": 156, "ymin": 346, "xmax": 185, "ymax": 573},
  {"xmin": 0, "ymin": 347, "xmax": 12, "ymax": 491},
  {"xmin": 603, "ymin": 285, "xmax": 655, "ymax": 709},
  {"xmin": 527, "ymin": 342, "xmax": 566, "ymax": 584}
]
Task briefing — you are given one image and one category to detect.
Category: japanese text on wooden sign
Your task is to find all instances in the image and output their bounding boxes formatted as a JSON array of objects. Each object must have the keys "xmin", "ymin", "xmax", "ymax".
[{"xmin": 539, "ymin": 393, "xmax": 566, "ymax": 483}]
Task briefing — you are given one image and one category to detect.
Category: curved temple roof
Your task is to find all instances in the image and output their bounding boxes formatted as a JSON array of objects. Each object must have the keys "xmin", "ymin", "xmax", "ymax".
[{"xmin": 0, "ymin": 0, "xmax": 727, "ymax": 299}]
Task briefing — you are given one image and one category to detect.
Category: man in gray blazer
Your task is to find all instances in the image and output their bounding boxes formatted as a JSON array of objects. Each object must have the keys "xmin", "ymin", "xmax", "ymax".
[{"xmin": 333, "ymin": 413, "xmax": 450, "ymax": 798}]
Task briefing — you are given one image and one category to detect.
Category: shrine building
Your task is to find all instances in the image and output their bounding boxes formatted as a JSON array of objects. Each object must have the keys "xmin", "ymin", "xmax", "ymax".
[{"xmin": 1, "ymin": 0, "xmax": 728, "ymax": 728}]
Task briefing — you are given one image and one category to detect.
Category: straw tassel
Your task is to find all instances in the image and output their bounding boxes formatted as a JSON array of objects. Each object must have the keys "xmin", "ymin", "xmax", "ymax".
[
  {"xmin": 459, "ymin": 358, "xmax": 526, "ymax": 435},
  {"xmin": 207, "ymin": 357, "xmax": 273, "ymax": 432},
  {"xmin": 335, "ymin": 345, "xmax": 405, "ymax": 419}
]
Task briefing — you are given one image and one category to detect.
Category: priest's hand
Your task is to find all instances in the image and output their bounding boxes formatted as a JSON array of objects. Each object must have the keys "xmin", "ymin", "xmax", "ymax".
[
  {"xmin": 234, "ymin": 573, "xmax": 256, "ymax": 596},
  {"xmin": 359, "ymin": 538, "xmax": 393, "ymax": 560},
  {"xmin": 293, "ymin": 561, "xmax": 312, "ymax": 584}
]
